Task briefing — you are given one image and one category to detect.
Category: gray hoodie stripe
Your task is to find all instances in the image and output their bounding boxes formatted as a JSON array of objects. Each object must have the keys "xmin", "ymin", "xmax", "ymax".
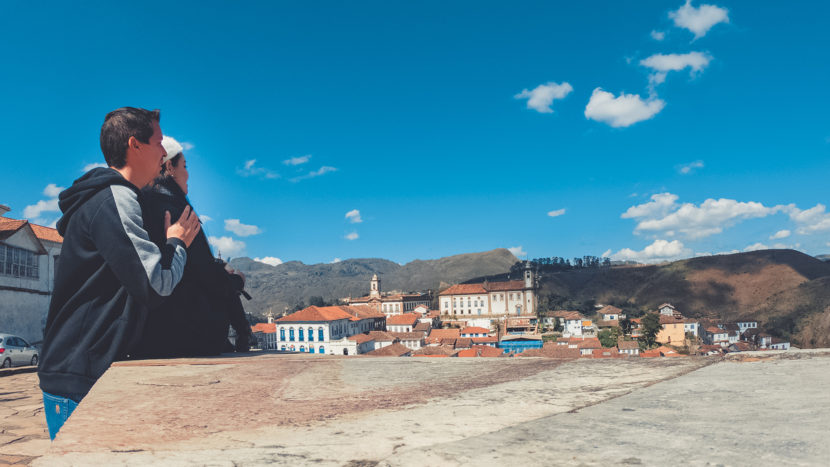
[{"xmin": 110, "ymin": 185, "xmax": 186, "ymax": 296}]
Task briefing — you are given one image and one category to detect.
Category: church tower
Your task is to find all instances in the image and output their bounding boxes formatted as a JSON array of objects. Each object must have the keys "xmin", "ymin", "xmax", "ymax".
[
  {"xmin": 370, "ymin": 274, "xmax": 381, "ymax": 297},
  {"xmin": 524, "ymin": 261, "xmax": 534, "ymax": 289}
]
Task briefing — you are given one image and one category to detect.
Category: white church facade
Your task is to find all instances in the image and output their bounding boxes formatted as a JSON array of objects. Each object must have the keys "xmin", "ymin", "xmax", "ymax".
[
  {"xmin": 439, "ymin": 263, "xmax": 536, "ymax": 319},
  {"xmin": 343, "ymin": 274, "xmax": 431, "ymax": 316}
]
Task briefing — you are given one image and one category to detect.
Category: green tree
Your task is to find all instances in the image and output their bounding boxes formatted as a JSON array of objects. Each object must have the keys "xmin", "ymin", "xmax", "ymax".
[
  {"xmin": 641, "ymin": 313, "xmax": 663, "ymax": 348},
  {"xmin": 308, "ymin": 296, "xmax": 327, "ymax": 307},
  {"xmin": 598, "ymin": 327, "xmax": 622, "ymax": 347}
]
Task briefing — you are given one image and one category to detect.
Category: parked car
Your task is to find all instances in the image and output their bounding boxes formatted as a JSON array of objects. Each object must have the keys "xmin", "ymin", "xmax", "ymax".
[{"xmin": 0, "ymin": 334, "xmax": 39, "ymax": 368}]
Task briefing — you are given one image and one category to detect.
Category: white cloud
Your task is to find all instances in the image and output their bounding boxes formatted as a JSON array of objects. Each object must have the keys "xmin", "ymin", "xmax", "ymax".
[
  {"xmin": 23, "ymin": 183, "xmax": 64, "ymax": 224},
  {"xmin": 254, "ymin": 256, "xmax": 283, "ymax": 267},
  {"xmin": 42, "ymin": 183, "xmax": 64, "ymax": 198},
  {"xmin": 508, "ymin": 246, "xmax": 527, "ymax": 257},
  {"xmin": 290, "ymin": 166, "xmax": 338, "ymax": 182},
  {"xmin": 331, "ymin": 257, "xmax": 342, "ymax": 263},
  {"xmin": 770, "ymin": 229, "xmax": 791, "ymax": 240},
  {"xmin": 584, "ymin": 88, "xmax": 665, "ymax": 128},
  {"xmin": 237, "ymin": 159, "xmax": 280, "ymax": 179},
  {"xmin": 345, "ymin": 232, "xmax": 359, "ymax": 241},
  {"xmin": 345, "ymin": 209, "xmax": 362, "ymax": 223},
  {"xmin": 622, "ymin": 193, "xmax": 781, "ymax": 239},
  {"xmin": 547, "ymin": 208, "xmax": 566, "ymax": 217},
  {"xmin": 621, "ymin": 193, "xmax": 679, "ymax": 219},
  {"xmin": 601, "ymin": 249, "xmax": 612, "ymax": 258},
  {"xmin": 640, "ymin": 52, "xmax": 712, "ymax": 87},
  {"xmin": 514, "ymin": 81, "xmax": 573, "ymax": 114},
  {"xmin": 208, "ymin": 236, "xmax": 246, "ymax": 257},
  {"xmin": 199, "ymin": 214, "xmax": 213, "ymax": 223},
  {"xmin": 783, "ymin": 204, "xmax": 830, "ymax": 234},
  {"xmin": 283, "ymin": 155, "xmax": 311, "ymax": 166},
  {"xmin": 224, "ymin": 219, "xmax": 263, "ymax": 237},
  {"xmin": 743, "ymin": 242, "xmax": 769, "ymax": 252},
  {"xmin": 650, "ymin": 30, "xmax": 666, "ymax": 41},
  {"xmin": 612, "ymin": 239, "xmax": 692, "ymax": 263},
  {"xmin": 82, "ymin": 162, "xmax": 108, "ymax": 172},
  {"xmin": 181, "ymin": 142, "xmax": 195, "ymax": 151},
  {"xmin": 678, "ymin": 160, "xmax": 704, "ymax": 174},
  {"xmin": 669, "ymin": 0, "xmax": 729, "ymax": 40}
]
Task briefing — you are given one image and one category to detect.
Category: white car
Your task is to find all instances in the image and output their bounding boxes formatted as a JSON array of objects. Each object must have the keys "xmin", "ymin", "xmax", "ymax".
[{"xmin": 0, "ymin": 333, "xmax": 39, "ymax": 368}]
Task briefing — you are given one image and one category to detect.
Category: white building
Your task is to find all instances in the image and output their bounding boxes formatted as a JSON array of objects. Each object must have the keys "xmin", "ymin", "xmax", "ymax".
[
  {"xmin": 344, "ymin": 274, "xmax": 431, "ymax": 316},
  {"xmin": 275, "ymin": 305, "xmax": 385, "ymax": 355},
  {"xmin": 386, "ymin": 313, "xmax": 419, "ymax": 333},
  {"xmin": 0, "ymin": 205, "xmax": 63, "ymax": 343},
  {"xmin": 439, "ymin": 263, "xmax": 536, "ymax": 320},
  {"xmin": 736, "ymin": 321, "xmax": 758, "ymax": 334},
  {"xmin": 684, "ymin": 320, "xmax": 700, "ymax": 337}
]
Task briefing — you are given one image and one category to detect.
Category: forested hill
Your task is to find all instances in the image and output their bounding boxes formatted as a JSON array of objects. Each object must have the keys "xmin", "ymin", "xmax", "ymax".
[{"xmin": 532, "ymin": 249, "xmax": 830, "ymax": 347}]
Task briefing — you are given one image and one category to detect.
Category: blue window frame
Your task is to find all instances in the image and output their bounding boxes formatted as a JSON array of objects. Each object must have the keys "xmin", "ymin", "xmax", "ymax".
[
  {"xmin": 309, "ymin": 347, "xmax": 314, "ymax": 354},
  {"xmin": 318, "ymin": 328, "xmax": 324, "ymax": 341},
  {"xmin": 299, "ymin": 328, "xmax": 305, "ymax": 341},
  {"xmin": 300, "ymin": 345, "xmax": 305, "ymax": 352},
  {"xmin": 308, "ymin": 327, "xmax": 314, "ymax": 342},
  {"xmin": 280, "ymin": 328, "xmax": 285, "ymax": 341},
  {"xmin": 319, "ymin": 346, "xmax": 324, "ymax": 354},
  {"xmin": 289, "ymin": 328, "xmax": 295, "ymax": 341}
]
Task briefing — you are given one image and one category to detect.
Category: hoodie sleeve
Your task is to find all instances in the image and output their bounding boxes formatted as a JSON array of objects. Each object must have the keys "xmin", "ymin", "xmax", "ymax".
[{"xmin": 89, "ymin": 185, "xmax": 187, "ymax": 306}]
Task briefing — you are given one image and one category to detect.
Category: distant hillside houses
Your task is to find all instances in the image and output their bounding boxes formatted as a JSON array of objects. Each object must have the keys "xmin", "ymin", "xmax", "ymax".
[{"xmin": 343, "ymin": 274, "xmax": 431, "ymax": 316}]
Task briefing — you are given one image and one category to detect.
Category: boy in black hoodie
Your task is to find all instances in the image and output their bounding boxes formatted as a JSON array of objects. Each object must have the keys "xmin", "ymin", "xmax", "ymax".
[{"xmin": 38, "ymin": 108, "xmax": 201, "ymax": 440}]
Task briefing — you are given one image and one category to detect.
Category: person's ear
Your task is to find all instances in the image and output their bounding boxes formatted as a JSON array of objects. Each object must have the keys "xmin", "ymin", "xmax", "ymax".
[{"xmin": 128, "ymin": 136, "xmax": 140, "ymax": 150}]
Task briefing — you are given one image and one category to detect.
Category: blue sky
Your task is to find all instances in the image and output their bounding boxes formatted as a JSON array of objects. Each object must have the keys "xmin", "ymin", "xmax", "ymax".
[{"xmin": 2, "ymin": 1, "xmax": 828, "ymax": 265}]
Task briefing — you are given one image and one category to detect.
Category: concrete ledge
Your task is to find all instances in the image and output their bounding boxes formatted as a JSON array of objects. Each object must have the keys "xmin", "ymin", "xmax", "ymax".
[{"xmin": 36, "ymin": 350, "xmax": 830, "ymax": 465}]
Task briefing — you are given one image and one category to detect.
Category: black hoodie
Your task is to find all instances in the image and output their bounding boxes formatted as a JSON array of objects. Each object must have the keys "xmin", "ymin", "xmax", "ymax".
[{"xmin": 38, "ymin": 168, "xmax": 187, "ymax": 400}]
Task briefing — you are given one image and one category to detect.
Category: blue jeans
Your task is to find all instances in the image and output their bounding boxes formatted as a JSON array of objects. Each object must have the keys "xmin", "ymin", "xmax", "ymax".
[{"xmin": 42, "ymin": 391, "xmax": 79, "ymax": 440}]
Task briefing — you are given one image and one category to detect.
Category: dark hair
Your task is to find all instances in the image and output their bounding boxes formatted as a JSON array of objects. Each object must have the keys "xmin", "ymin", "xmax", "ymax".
[
  {"xmin": 153, "ymin": 153, "xmax": 183, "ymax": 186},
  {"xmin": 100, "ymin": 107, "xmax": 161, "ymax": 169}
]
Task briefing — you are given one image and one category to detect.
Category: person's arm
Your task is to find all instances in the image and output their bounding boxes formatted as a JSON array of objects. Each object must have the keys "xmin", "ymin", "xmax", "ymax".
[{"xmin": 90, "ymin": 185, "xmax": 199, "ymax": 307}]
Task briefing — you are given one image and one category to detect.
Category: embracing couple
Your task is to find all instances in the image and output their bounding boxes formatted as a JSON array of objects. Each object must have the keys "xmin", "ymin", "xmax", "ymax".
[{"xmin": 38, "ymin": 107, "xmax": 253, "ymax": 439}]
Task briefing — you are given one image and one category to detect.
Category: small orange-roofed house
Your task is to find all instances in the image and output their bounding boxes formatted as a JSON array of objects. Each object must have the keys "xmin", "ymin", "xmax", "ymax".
[
  {"xmin": 656, "ymin": 314, "xmax": 686, "ymax": 346},
  {"xmin": 459, "ymin": 326, "xmax": 490, "ymax": 338},
  {"xmin": 275, "ymin": 305, "xmax": 385, "ymax": 355},
  {"xmin": 457, "ymin": 345, "xmax": 503, "ymax": 357},
  {"xmin": 386, "ymin": 313, "xmax": 419, "ymax": 332},
  {"xmin": 426, "ymin": 328, "xmax": 460, "ymax": 345},
  {"xmin": 251, "ymin": 323, "xmax": 277, "ymax": 350}
]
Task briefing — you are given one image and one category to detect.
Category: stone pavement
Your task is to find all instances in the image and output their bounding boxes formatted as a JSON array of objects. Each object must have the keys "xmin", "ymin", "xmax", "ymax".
[
  {"xmin": 37, "ymin": 352, "xmax": 714, "ymax": 465},
  {"xmin": 0, "ymin": 369, "xmax": 49, "ymax": 466}
]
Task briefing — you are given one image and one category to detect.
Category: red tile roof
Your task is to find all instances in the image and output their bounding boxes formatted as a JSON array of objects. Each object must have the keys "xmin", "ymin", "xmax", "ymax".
[
  {"xmin": 413, "ymin": 322, "xmax": 432, "ymax": 333},
  {"xmin": 439, "ymin": 280, "xmax": 527, "ymax": 296},
  {"xmin": 517, "ymin": 343, "xmax": 580, "ymax": 359},
  {"xmin": 30, "ymin": 223, "xmax": 63, "ymax": 243},
  {"xmin": 472, "ymin": 336, "xmax": 498, "ymax": 344},
  {"xmin": 597, "ymin": 305, "xmax": 623, "ymax": 316},
  {"xmin": 250, "ymin": 323, "xmax": 276, "ymax": 334},
  {"xmin": 412, "ymin": 345, "xmax": 458, "ymax": 357},
  {"xmin": 456, "ymin": 345, "xmax": 503, "ymax": 357},
  {"xmin": 544, "ymin": 310, "xmax": 583, "ymax": 320},
  {"xmin": 454, "ymin": 338, "xmax": 473, "ymax": 349},
  {"xmin": 387, "ymin": 332, "xmax": 423, "ymax": 341},
  {"xmin": 659, "ymin": 315, "xmax": 685, "ymax": 325},
  {"xmin": 387, "ymin": 313, "xmax": 419, "ymax": 326},
  {"xmin": 365, "ymin": 343, "xmax": 411, "ymax": 357},
  {"xmin": 460, "ymin": 326, "xmax": 490, "ymax": 335},
  {"xmin": 617, "ymin": 340, "xmax": 639, "ymax": 350},
  {"xmin": 348, "ymin": 333, "xmax": 375, "ymax": 344},
  {"xmin": 366, "ymin": 331, "xmax": 397, "ymax": 342},
  {"xmin": 439, "ymin": 283, "xmax": 488, "ymax": 295},
  {"xmin": 277, "ymin": 305, "xmax": 384, "ymax": 323}
]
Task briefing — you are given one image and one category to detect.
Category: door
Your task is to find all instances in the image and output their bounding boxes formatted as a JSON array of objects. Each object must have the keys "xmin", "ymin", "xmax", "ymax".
[{"xmin": 16, "ymin": 337, "xmax": 34, "ymax": 365}]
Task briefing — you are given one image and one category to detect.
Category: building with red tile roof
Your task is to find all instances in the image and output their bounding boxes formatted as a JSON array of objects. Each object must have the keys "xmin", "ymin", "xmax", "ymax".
[
  {"xmin": 438, "ymin": 262, "xmax": 537, "ymax": 320},
  {"xmin": 386, "ymin": 313, "xmax": 420, "ymax": 332},
  {"xmin": 274, "ymin": 305, "xmax": 385, "ymax": 355},
  {"xmin": 365, "ymin": 343, "xmax": 412, "ymax": 357},
  {"xmin": 343, "ymin": 274, "xmax": 431, "ymax": 316},
  {"xmin": 456, "ymin": 345, "xmax": 504, "ymax": 358},
  {"xmin": 426, "ymin": 328, "xmax": 461, "ymax": 345},
  {"xmin": 1, "ymin": 207, "xmax": 64, "ymax": 342},
  {"xmin": 412, "ymin": 345, "xmax": 458, "ymax": 357},
  {"xmin": 459, "ymin": 326, "xmax": 490, "ymax": 337}
]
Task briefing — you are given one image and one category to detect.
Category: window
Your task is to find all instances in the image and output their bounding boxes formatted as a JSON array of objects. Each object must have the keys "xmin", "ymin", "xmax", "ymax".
[
  {"xmin": 289, "ymin": 328, "xmax": 295, "ymax": 341},
  {"xmin": 298, "ymin": 328, "xmax": 305, "ymax": 341},
  {"xmin": 319, "ymin": 346, "xmax": 324, "ymax": 354},
  {"xmin": 318, "ymin": 327, "xmax": 324, "ymax": 341},
  {"xmin": 0, "ymin": 244, "xmax": 39, "ymax": 279},
  {"xmin": 308, "ymin": 327, "xmax": 314, "ymax": 341},
  {"xmin": 300, "ymin": 345, "xmax": 305, "ymax": 352},
  {"xmin": 309, "ymin": 347, "xmax": 314, "ymax": 354},
  {"xmin": 280, "ymin": 328, "xmax": 285, "ymax": 341}
]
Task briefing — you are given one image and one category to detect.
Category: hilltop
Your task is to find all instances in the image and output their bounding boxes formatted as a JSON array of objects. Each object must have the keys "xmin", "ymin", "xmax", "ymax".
[{"xmin": 229, "ymin": 248, "xmax": 518, "ymax": 316}]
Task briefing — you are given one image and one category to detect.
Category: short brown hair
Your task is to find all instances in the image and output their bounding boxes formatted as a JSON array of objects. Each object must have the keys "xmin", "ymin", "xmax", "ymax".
[{"xmin": 100, "ymin": 107, "xmax": 160, "ymax": 168}]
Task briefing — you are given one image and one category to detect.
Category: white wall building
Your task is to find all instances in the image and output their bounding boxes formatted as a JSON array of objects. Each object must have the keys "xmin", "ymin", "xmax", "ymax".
[
  {"xmin": 275, "ymin": 305, "xmax": 385, "ymax": 355},
  {"xmin": 344, "ymin": 274, "xmax": 431, "ymax": 316},
  {"xmin": 439, "ymin": 263, "xmax": 536, "ymax": 320},
  {"xmin": 1, "ymin": 206, "xmax": 63, "ymax": 343}
]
